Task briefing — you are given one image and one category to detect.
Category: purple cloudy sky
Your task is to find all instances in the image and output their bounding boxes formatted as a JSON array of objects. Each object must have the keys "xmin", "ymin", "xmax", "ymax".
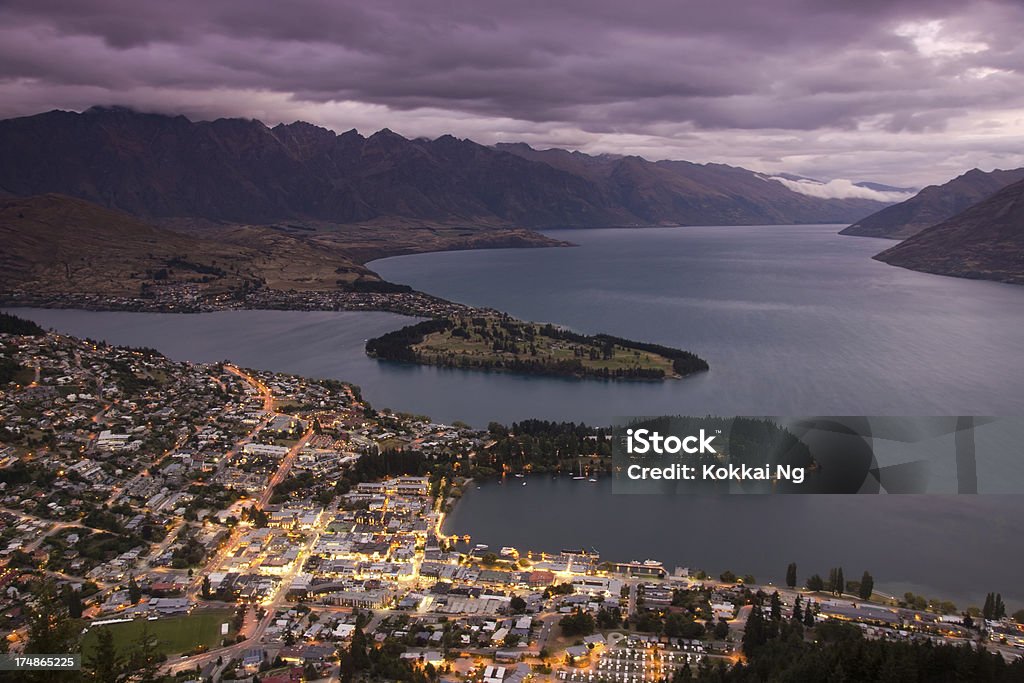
[{"xmin": 2, "ymin": 0, "xmax": 1023, "ymax": 188}]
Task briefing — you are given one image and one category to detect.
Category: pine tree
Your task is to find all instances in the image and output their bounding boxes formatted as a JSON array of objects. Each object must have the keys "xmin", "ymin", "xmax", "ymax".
[
  {"xmin": 63, "ymin": 585, "xmax": 84, "ymax": 619},
  {"xmin": 983, "ymin": 593, "xmax": 994, "ymax": 620},
  {"xmin": 770, "ymin": 591, "xmax": 782, "ymax": 622},
  {"xmin": 85, "ymin": 627, "xmax": 124, "ymax": 683},
  {"xmin": 859, "ymin": 571, "xmax": 874, "ymax": 600},
  {"xmin": 349, "ymin": 625, "xmax": 370, "ymax": 671},
  {"xmin": 24, "ymin": 581, "xmax": 80, "ymax": 682},
  {"xmin": 803, "ymin": 601, "xmax": 815, "ymax": 627},
  {"xmin": 127, "ymin": 623, "xmax": 162, "ymax": 683},
  {"xmin": 672, "ymin": 663, "xmax": 693, "ymax": 683},
  {"xmin": 742, "ymin": 604, "xmax": 767, "ymax": 655},
  {"xmin": 836, "ymin": 567, "xmax": 845, "ymax": 596},
  {"xmin": 785, "ymin": 562, "xmax": 797, "ymax": 588},
  {"xmin": 792, "ymin": 596, "xmax": 803, "ymax": 623},
  {"xmin": 127, "ymin": 575, "xmax": 142, "ymax": 604},
  {"xmin": 26, "ymin": 581, "xmax": 79, "ymax": 655}
]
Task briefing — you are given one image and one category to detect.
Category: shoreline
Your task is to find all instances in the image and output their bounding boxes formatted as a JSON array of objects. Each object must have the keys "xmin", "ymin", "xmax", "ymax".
[{"xmin": 442, "ymin": 475, "xmax": 1014, "ymax": 612}]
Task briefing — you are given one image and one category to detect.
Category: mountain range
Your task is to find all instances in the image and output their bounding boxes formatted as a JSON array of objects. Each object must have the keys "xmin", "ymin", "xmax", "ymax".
[
  {"xmin": 0, "ymin": 106, "xmax": 892, "ymax": 230},
  {"xmin": 839, "ymin": 167, "xmax": 1024, "ymax": 239},
  {"xmin": 874, "ymin": 178, "xmax": 1024, "ymax": 285},
  {"xmin": 4, "ymin": 106, "xmax": 1018, "ymax": 295},
  {"xmin": 494, "ymin": 143, "xmax": 889, "ymax": 226}
]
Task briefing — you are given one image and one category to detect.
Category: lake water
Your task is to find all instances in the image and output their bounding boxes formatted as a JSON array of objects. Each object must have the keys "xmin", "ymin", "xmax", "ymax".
[
  {"xmin": 444, "ymin": 476, "xmax": 1024, "ymax": 609},
  {"xmin": 10, "ymin": 223, "xmax": 1024, "ymax": 607},
  {"xmin": 12, "ymin": 225, "xmax": 1024, "ymax": 425},
  {"xmin": 372, "ymin": 224, "xmax": 1024, "ymax": 421}
]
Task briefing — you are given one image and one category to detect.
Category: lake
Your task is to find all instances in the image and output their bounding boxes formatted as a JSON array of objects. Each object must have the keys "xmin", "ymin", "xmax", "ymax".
[
  {"xmin": 444, "ymin": 476, "xmax": 1024, "ymax": 609},
  {"xmin": 12, "ymin": 225, "xmax": 1024, "ymax": 426},
  {"xmin": 372, "ymin": 224, "xmax": 1024, "ymax": 421},
  {"xmin": 9, "ymin": 223, "xmax": 1024, "ymax": 608}
]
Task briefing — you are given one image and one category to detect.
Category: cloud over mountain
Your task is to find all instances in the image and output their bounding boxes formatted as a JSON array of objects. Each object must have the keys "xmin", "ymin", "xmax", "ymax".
[
  {"xmin": 769, "ymin": 177, "xmax": 915, "ymax": 202},
  {"xmin": 2, "ymin": 1, "xmax": 1024, "ymax": 186}
]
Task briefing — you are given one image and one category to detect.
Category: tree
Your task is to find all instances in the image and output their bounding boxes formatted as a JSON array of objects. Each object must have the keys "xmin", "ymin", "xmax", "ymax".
[
  {"xmin": 126, "ymin": 623, "xmax": 162, "ymax": 683},
  {"xmin": 349, "ymin": 625, "xmax": 370, "ymax": 671},
  {"xmin": 769, "ymin": 592, "xmax": 782, "ymax": 622},
  {"xmin": 596, "ymin": 606, "xmax": 621, "ymax": 629},
  {"xmin": 25, "ymin": 581, "xmax": 79, "ymax": 656},
  {"xmin": 806, "ymin": 574, "xmax": 824, "ymax": 591},
  {"xmin": 63, "ymin": 585, "xmax": 84, "ymax": 619},
  {"xmin": 982, "ymin": 592, "xmax": 1005, "ymax": 620},
  {"xmin": 742, "ymin": 604, "xmax": 767, "ymax": 655},
  {"xmin": 786, "ymin": 562, "xmax": 797, "ymax": 588},
  {"xmin": 127, "ymin": 575, "xmax": 142, "ymax": 604},
  {"xmin": 1013, "ymin": 609, "xmax": 1024, "ymax": 625},
  {"xmin": 85, "ymin": 627, "xmax": 124, "ymax": 683},
  {"xmin": 836, "ymin": 567, "xmax": 845, "ymax": 596},
  {"xmin": 859, "ymin": 571, "xmax": 874, "ymax": 600},
  {"xmin": 803, "ymin": 601, "xmax": 815, "ymax": 627},
  {"xmin": 559, "ymin": 610, "xmax": 596, "ymax": 637},
  {"xmin": 719, "ymin": 570, "xmax": 737, "ymax": 583},
  {"xmin": 713, "ymin": 620, "xmax": 729, "ymax": 640},
  {"xmin": 201, "ymin": 575, "xmax": 212, "ymax": 599},
  {"xmin": 509, "ymin": 596, "xmax": 527, "ymax": 613},
  {"xmin": 792, "ymin": 596, "xmax": 803, "ymax": 623},
  {"xmin": 664, "ymin": 613, "xmax": 704, "ymax": 639},
  {"xmin": 672, "ymin": 662, "xmax": 693, "ymax": 683}
]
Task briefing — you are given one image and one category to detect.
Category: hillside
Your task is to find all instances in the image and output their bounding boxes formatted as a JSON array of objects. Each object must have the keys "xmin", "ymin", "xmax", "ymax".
[
  {"xmin": 874, "ymin": 178, "xmax": 1024, "ymax": 284},
  {"xmin": 0, "ymin": 107, "xmax": 892, "ymax": 230},
  {"xmin": 0, "ymin": 194, "xmax": 374, "ymax": 297},
  {"xmin": 496, "ymin": 143, "xmax": 888, "ymax": 226},
  {"xmin": 840, "ymin": 167, "xmax": 1024, "ymax": 239}
]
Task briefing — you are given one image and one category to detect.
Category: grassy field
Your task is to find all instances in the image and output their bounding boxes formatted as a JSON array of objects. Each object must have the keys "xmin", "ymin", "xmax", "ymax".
[
  {"xmin": 81, "ymin": 609, "xmax": 235, "ymax": 658},
  {"xmin": 414, "ymin": 316, "xmax": 677, "ymax": 377}
]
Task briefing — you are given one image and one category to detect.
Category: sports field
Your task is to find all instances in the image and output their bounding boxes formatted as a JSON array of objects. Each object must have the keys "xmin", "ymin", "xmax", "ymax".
[{"xmin": 81, "ymin": 609, "xmax": 235, "ymax": 658}]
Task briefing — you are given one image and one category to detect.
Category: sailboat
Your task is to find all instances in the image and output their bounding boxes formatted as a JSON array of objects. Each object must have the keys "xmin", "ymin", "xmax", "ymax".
[{"xmin": 572, "ymin": 461, "xmax": 586, "ymax": 480}]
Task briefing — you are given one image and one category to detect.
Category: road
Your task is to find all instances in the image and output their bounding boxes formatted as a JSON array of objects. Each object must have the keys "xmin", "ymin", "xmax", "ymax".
[
  {"xmin": 256, "ymin": 429, "xmax": 314, "ymax": 509},
  {"xmin": 225, "ymin": 364, "xmax": 275, "ymax": 413}
]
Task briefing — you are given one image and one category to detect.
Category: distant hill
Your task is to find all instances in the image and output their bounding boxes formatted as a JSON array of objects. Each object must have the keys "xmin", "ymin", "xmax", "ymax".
[
  {"xmin": 840, "ymin": 167, "xmax": 1024, "ymax": 239},
  {"xmin": 874, "ymin": 178, "xmax": 1024, "ymax": 285},
  {"xmin": 0, "ymin": 194, "xmax": 376, "ymax": 296},
  {"xmin": 494, "ymin": 142, "xmax": 889, "ymax": 226},
  {"xmin": 0, "ymin": 107, "xmax": 893, "ymax": 230}
]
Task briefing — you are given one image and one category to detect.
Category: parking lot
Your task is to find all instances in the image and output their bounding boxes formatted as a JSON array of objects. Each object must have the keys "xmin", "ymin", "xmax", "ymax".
[{"xmin": 558, "ymin": 642, "xmax": 706, "ymax": 683}]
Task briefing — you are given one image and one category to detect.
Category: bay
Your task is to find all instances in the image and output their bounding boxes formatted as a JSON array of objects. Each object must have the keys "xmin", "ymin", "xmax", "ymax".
[{"xmin": 10, "ymin": 223, "xmax": 1024, "ymax": 609}]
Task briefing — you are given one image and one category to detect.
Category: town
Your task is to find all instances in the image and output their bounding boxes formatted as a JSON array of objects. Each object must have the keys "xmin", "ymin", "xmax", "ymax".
[
  {"xmin": 1, "ymin": 313, "xmax": 1022, "ymax": 682},
  {"xmin": 0, "ymin": 285, "xmax": 475, "ymax": 319}
]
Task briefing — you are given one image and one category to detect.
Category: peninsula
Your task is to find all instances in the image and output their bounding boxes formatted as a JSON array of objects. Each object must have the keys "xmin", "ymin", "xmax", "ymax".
[{"xmin": 365, "ymin": 313, "xmax": 709, "ymax": 381}]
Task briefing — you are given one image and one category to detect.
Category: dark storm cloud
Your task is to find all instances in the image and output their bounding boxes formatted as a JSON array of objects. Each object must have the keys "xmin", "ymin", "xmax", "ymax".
[{"xmin": 1, "ymin": 0, "xmax": 1023, "ymax": 185}]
